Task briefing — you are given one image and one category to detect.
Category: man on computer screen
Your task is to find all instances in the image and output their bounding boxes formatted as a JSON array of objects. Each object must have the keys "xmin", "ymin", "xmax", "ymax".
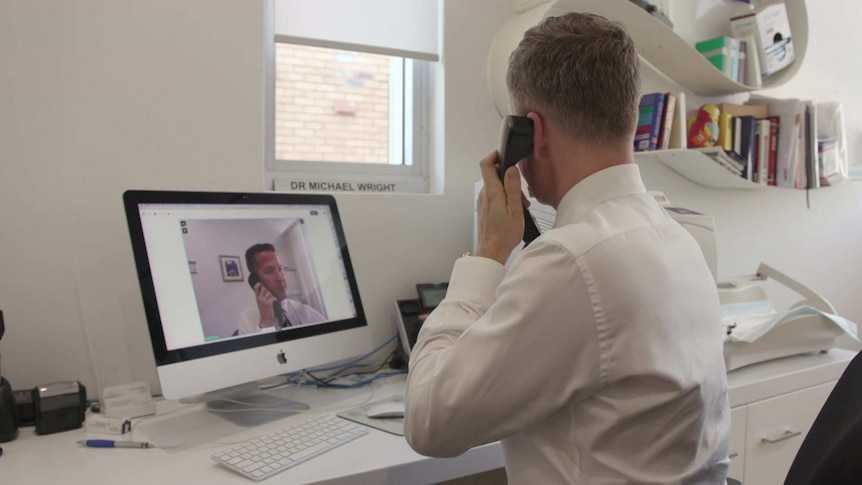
[
  {"xmin": 404, "ymin": 13, "xmax": 730, "ymax": 485},
  {"xmin": 236, "ymin": 243, "xmax": 326, "ymax": 335}
]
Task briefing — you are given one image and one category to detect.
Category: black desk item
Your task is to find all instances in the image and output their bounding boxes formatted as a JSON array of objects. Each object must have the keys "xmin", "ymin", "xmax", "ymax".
[
  {"xmin": 0, "ymin": 309, "xmax": 17, "ymax": 443},
  {"xmin": 395, "ymin": 283, "xmax": 450, "ymax": 360},
  {"xmin": 416, "ymin": 283, "xmax": 448, "ymax": 312},
  {"xmin": 0, "ymin": 377, "xmax": 17, "ymax": 443},
  {"xmin": 14, "ymin": 389, "xmax": 34, "ymax": 426},
  {"xmin": 395, "ymin": 299, "xmax": 424, "ymax": 360},
  {"xmin": 33, "ymin": 381, "xmax": 86, "ymax": 435}
]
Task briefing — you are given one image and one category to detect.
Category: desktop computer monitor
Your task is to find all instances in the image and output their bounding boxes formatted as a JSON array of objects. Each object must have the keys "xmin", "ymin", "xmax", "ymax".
[{"xmin": 123, "ymin": 190, "xmax": 371, "ymax": 419}]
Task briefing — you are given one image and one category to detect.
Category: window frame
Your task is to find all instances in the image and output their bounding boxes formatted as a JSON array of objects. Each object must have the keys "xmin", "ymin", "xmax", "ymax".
[{"xmin": 264, "ymin": 4, "xmax": 431, "ymax": 194}]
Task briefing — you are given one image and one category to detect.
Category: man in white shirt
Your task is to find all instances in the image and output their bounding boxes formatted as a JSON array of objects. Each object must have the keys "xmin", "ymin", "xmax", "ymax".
[
  {"xmin": 404, "ymin": 13, "xmax": 731, "ymax": 484},
  {"xmin": 236, "ymin": 243, "xmax": 326, "ymax": 335}
]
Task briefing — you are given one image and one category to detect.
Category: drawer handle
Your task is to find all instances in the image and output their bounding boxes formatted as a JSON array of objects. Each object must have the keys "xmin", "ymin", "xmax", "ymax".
[
  {"xmin": 761, "ymin": 428, "xmax": 802, "ymax": 444},
  {"xmin": 729, "ymin": 452, "xmax": 739, "ymax": 459}
]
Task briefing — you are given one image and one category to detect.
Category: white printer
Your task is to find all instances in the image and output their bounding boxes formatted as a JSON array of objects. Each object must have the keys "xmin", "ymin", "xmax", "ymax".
[{"xmin": 652, "ymin": 192, "xmax": 858, "ymax": 371}]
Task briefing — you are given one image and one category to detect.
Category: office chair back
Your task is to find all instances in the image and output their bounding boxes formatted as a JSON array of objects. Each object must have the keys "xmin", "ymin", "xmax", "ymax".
[{"xmin": 784, "ymin": 349, "xmax": 862, "ymax": 485}]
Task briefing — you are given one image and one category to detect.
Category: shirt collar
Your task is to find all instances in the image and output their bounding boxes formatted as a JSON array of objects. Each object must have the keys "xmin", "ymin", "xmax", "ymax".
[{"xmin": 553, "ymin": 163, "xmax": 646, "ymax": 227}]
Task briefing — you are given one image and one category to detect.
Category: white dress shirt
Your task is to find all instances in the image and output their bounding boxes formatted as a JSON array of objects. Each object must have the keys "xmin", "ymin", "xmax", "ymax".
[
  {"xmin": 404, "ymin": 164, "xmax": 730, "ymax": 484},
  {"xmin": 236, "ymin": 298, "xmax": 326, "ymax": 335}
]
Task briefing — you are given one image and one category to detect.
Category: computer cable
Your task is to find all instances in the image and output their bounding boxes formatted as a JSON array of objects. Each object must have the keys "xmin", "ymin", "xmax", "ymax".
[
  {"xmin": 317, "ymin": 349, "xmax": 399, "ymax": 383},
  {"xmin": 303, "ymin": 370, "xmax": 406, "ymax": 389},
  {"xmin": 281, "ymin": 333, "xmax": 400, "ymax": 386},
  {"xmin": 290, "ymin": 333, "xmax": 399, "ymax": 376}
]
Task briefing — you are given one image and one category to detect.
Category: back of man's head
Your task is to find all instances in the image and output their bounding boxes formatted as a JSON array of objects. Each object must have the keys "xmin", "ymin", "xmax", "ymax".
[{"xmin": 506, "ymin": 13, "xmax": 640, "ymax": 145}]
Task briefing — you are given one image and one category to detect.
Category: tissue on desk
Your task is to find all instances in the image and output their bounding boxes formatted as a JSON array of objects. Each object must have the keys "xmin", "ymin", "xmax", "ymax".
[{"xmin": 722, "ymin": 301, "xmax": 860, "ymax": 344}]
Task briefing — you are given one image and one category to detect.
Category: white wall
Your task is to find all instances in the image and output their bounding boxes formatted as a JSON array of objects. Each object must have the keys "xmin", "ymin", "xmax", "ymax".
[
  {"xmin": 0, "ymin": 1, "xmax": 268, "ymax": 394},
  {"xmin": 0, "ymin": 0, "xmax": 859, "ymax": 398}
]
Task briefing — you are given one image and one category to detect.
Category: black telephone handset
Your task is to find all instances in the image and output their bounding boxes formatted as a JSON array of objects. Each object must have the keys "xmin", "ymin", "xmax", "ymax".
[
  {"xmin": 248, "ymin": 273, "xmax": 287, "ymax": 327},
  {"xmin": 498, "ymin": 115, "xmax": 541, "ymax": 246},
  {"xmin": 248, "ymin": 273, "xmax": 261, "ymax": 289}
]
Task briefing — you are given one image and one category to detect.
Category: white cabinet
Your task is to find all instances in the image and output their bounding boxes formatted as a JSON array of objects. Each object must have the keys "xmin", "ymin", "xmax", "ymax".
[
  {"xmin": 728, "ymin": 406, "xmax": 747, "ymax": 480},
  {"xmin": 725, "ymin": 349, "xmax": 855, "ymax": 485},
  {"xmin": 743, "ymin": 382, "xmax": 833, "ymax": 485}
]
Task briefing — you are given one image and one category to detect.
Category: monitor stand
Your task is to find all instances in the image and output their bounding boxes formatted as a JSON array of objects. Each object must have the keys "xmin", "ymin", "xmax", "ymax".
[{"xmin": 204, "ymin": 382, "xmax": 309, "ymax": 427}]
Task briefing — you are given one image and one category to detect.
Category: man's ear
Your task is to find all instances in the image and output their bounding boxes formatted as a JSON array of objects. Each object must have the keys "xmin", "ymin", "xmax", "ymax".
[{"xmin": 526, "ymin": 111, "xmax": 545, "ymax": 159}]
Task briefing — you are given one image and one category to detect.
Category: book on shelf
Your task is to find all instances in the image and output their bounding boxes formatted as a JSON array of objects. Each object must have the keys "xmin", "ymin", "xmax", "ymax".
[
  {"xmin": 734, "ymin": 115, "xmax": 757, "ymax": 181},
  {"xmin": 766, "ymin": 116, "xmax": 779, "ymax": 186},
  {"xmin": 635, "ymin": 92, "xmax": 666, "ymax": 152},
  {"xmin": 738, "ymin": 34, "xmax": 762, "ymax": 88},
  {"xmin": 718, "ymin": 113, "xmax": 733, "ymax": 151},
  {"xmin": 794, "ymin": 126, "xmax": 807, "ymax": 188},
  {"xmin": 749, "ymin": 95, "xmax": 806, "ymax": 188},
  {"xmin": 657, "ymin": 93, "xmax": 676, "ymax": 150},
  {"xmin": 804, "ymin": 101, "xmax": 820, "ymax": 189},
  {"xmin": 668, "ymin": 91, "xmax": 687, "ymax": 149},
  {"xmin": 729, "ymin": 38, "xmax": 741, "ymax": 83},
  {"xmin": 755, "ymin": 118, "xmax": 771, "ymax": 185}
]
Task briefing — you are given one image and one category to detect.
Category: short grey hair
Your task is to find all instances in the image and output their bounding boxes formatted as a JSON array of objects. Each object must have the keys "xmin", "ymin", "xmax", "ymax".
[{"xmin": 506, "ymin": 13, "xmax": 641, "ymax": 143}]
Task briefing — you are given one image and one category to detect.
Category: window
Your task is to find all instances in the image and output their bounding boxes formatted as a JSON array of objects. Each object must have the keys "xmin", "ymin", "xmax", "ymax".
[{"xmin": 265, "ymin": 0, "xmax": 439, "ymax": 194}]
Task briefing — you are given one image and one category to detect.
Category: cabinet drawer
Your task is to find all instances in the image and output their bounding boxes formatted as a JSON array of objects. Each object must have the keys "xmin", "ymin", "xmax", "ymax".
[
  {"xmin": 728, "ymin": 406, "xmax": 747, "ymax": 482},
  {"xmin": 743, "ymin": 382, "xmax": 834, "ymax": 485}
]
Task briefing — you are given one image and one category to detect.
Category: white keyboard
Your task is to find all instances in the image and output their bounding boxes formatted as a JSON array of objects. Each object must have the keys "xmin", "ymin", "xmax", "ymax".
[{"xmin": 211, "ymin": 414, "xmax": 369, "ymax": 481}]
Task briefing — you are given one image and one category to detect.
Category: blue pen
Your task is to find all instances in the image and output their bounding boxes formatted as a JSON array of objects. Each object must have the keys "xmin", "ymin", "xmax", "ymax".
[{"xmin": 77, "ymin": 439, "xmax": 154, "ymax": 449}]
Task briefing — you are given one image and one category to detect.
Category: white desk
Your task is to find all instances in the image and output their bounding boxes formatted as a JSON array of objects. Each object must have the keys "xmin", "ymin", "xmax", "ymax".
[
  {"xmin": 0, "ymin": 375, "xmax": 504, "ymax": 485},
  {"xmin": 0, "ymin": 350, "xmax": 855, "ymax": 485}
]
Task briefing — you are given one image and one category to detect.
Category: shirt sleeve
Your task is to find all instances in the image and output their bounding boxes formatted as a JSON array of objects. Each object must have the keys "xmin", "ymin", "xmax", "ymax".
[
  {"xmin": 288, "ymin": 300, "xmax": 327, "ymax": 326},
  {"xmin": 404, "ymin": 238, "xmax": 601, "ymax": 457}
]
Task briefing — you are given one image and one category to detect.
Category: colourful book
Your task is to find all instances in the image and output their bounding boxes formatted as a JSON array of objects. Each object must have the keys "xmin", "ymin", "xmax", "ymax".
[{"xmin": 635, "ymin": 93, "xmax": 666, "ymax": 151}]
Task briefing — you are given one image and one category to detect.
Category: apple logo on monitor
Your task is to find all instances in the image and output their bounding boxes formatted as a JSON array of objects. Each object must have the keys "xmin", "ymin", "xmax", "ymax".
[{"xmin": 277, "ymin": 350, "xmax": 287, "ymax": 365}]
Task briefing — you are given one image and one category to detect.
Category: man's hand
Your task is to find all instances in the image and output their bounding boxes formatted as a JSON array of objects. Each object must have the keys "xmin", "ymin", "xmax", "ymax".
[
  {"xmin": 475, "ymin": 151, "xmax": 529, "ymax": 265},
  {"xmin": 254, "ymin": 282, "xmax": 277, "ymax": 328}
]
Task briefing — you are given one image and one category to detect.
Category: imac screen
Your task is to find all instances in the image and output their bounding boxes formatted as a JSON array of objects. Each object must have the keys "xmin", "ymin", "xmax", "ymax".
[{"xmin": 123, "ymin": 191, "xmax": 367, "ymax": 368}]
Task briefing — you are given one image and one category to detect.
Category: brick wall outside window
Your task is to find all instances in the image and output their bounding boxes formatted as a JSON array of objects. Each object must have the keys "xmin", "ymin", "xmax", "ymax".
[{"xmin": 275, "ymin": 44, "xmax": 392, "ymax": 164}]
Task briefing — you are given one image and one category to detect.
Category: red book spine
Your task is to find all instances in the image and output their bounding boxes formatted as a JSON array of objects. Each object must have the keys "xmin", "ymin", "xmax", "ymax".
[{"xmin": 767, "ymin": 116, "xmax": 779, "ymax": 186}]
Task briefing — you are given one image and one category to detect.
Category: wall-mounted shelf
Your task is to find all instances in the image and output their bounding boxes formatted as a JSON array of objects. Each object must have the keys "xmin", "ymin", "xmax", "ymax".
[
  {"xmin": 489, "ymin": 0, "xmax": 811, "ymax": 191},
  {"xmin": 489, "ymin": 0, "xmax": 808, "ymax": 115},
  {"xmin": 635, "ymin": 149, "xmax": 762, "ymax": 190}
]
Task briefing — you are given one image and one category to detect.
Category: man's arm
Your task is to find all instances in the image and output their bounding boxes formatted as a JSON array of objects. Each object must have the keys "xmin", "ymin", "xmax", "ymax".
[{"xmin": 403, "ymin": 238, "xmax": 601, "ymax": 457}]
